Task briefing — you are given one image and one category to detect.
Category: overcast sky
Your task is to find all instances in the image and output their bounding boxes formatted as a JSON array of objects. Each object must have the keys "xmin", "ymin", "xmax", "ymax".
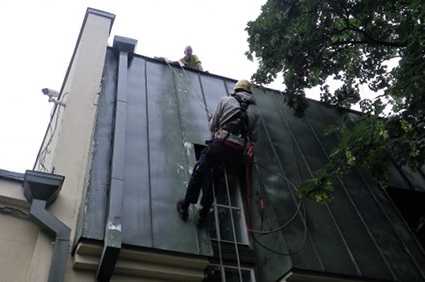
[{"xmin": 0, "ymin": 0, "xmax": 293, "ymax": 173}]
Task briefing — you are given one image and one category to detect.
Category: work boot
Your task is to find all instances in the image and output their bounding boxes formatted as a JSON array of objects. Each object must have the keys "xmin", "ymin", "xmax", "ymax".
[
  {"xmin": 196, "ymin": 208, "xmax": 208, "ymax": 228},
  {"xmin": 176, "ymin": 199, "xmax": 188, "ymax": 221}
]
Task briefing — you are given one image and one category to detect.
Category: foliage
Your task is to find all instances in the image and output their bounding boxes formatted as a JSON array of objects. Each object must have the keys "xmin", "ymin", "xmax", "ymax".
[{"xmin": 246, "ymin": 0, "xmax": 425, "ymax": 203}]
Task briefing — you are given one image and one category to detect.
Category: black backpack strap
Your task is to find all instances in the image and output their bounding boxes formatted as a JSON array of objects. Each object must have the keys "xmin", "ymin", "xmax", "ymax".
[
  {"xmin": 233, "ymin": 95, "xmax": 250, "ymax": 140},
  {"xmin": 221, "ymin": 95, "xmax": 250, "ymax": 142}
]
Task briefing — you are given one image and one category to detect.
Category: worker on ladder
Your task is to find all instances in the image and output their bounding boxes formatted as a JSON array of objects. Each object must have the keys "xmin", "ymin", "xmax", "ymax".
[{"xmin": 177, "ymin": 79, "xmax": 259, "ymax": 227}]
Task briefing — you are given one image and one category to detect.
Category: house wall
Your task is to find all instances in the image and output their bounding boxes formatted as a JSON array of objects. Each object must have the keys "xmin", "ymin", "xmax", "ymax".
[
  {"xmin": 32, "ymin": 9, "xmax": 114, "ymax": 282},
  {"xmin": 1, "ymin": 5, "xmax": 424, "ymax": 282},
  {"xmin": 1, "ymin": 8, "xmax": 207, "ymax": 281},
  {"xmin": 0, "ymin": 178, "xmax": 35, "ymax": 282},
  {"xmin": 0, "ymin": 8, "xmax": 116, "ymax": 282}
]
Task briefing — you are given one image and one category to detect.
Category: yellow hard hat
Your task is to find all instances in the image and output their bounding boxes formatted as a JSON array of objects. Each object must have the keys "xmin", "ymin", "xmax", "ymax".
[{"xmin": 234, "ymin": 79, "xmax": 252, "ymax": 94}]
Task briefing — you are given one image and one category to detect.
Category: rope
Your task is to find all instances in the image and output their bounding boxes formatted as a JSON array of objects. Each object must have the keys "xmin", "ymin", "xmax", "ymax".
[
  {"xmin": 251, "ymin": 203, "xmax": 308, "ymax": 256},
  {"xmin": 245, "ymin": 160, "xmax": 252, "ymax": 232},
  {"xmin": 164, "ymin": 61, "xmax": 212, "ymax": 119},
  {"xmin": 245, "ymin": 158, "xmax": 303, "ymax": 234},
  {"xmin": 250, "ymin": 200, "xmax": 302, "ymax": 235},
  {"xmin": 244, "ymin": 158, "xmax": 308, "ymax": 255}
]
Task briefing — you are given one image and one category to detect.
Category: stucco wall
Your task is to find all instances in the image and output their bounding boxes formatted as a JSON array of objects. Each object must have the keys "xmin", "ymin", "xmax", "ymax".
[
  {"xmin": 0, "ymin": 179, "xmax": 36, "ymax": 282},
  {"xmin": 0, "ymin": 9, "xmax": 115, "ymax": 282}
]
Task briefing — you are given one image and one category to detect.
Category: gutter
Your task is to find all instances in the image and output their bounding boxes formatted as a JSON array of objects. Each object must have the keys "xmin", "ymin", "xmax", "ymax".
[{"xmin": 24, "ymin": 170, "xmax": 70, "ymax": 282}]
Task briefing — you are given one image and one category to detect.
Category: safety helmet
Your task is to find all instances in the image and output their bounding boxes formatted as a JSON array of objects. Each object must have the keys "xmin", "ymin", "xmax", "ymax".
[{"xmin": 234, "ymin": 79, "xmax": 252, "ymax": 94}]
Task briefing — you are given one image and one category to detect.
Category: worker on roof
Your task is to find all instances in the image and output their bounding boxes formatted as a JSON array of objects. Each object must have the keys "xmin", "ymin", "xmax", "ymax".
[
  {"xmin": 177, "ymin": 79, "xmax": 259, "ymax": 227},
  {"xmin": 179, "ymin": 45, "xmax": 204, "ymax": 71}
]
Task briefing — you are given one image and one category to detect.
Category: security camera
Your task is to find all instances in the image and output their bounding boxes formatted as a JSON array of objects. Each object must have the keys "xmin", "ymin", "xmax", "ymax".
[
  {"xmin": 41, "ymin": 88, "xmax": 65, "ymax": 107},
  {"xmin": 41, "ymin": 88, "xmax": 59, "ymax": 98}
]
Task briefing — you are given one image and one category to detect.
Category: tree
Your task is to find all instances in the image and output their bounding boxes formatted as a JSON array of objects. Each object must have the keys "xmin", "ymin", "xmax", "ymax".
[{"xmin": 246, "ymin": 0, "xmax": 425, "ymax": 203}]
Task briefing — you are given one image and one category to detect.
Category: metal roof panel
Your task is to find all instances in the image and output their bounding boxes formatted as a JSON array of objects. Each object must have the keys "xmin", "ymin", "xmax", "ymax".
[{"xmin": 77, "ymin": 49, "xmax": 425, "ymax": 280}]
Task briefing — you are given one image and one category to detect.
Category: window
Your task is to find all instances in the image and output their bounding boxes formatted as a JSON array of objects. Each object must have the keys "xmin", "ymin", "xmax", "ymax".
[
  {"xmin": 204, "ymin": 265, "xmax": 255, "ymax": 282},
  {"xmin": 205, "ymin": 165, "xmax": 255, "ymax": 282},
  {"xmin": 193, "ymin": 144, "xmax": 256, "ymax": 282},
  {"xmin": 386, "ymin": 186, "xmax": 425, "ymax": 249},
  {"xmin": 208, "ymin": 174, "xmax": 249, "ymax": 244}
]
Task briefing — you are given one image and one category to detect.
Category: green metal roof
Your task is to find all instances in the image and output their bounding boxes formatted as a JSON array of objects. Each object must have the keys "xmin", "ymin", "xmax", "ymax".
[{"xmin": 76, "ymin": 46, "xmax": 425, "ymax": 281}]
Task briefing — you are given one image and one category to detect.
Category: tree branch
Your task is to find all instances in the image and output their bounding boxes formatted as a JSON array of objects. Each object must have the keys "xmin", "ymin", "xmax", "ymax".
[{"xmin": 332, "ymin": 24, "xmax": 407, "ymax": 48}]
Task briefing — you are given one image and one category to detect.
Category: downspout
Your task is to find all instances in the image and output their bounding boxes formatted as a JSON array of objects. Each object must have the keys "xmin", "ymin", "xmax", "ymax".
[
  {"xmin": 29, "ymin": 199, "xmax": 71, "ymax": 282},
  {"xmin": 96, "ymin": 35, "xmax": 138, "ymax": 282},
  {"xmin": 24, "ymin": 170, "xmax": 70, "ymax": 282}
]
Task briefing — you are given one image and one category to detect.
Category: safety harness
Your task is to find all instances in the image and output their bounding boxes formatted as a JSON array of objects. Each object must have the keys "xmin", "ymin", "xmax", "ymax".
[{"xmin": 221, "ymin": 95, "xmax": 250, "ymax": 144}]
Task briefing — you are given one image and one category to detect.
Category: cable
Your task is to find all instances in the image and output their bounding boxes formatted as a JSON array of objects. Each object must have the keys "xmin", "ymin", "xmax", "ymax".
[
  {"xmin": 249, "ymin": 200, "xmax": 303, "ymax": 235},
  {"xmin": 251, "ymin": 203, "xmax": 308, "ymax": 256},
  {"xmin": 37, "ymin": 105, "xmax": 56, "ymax": 172},
  {"xmin": 37, "ymin": 92, "xmax": 69, "ymax": 172},
  {"xmin": 245, "ymin": 158, "xmax": 309, "ymax": 255},
  {"xmin": 247, "ymin": 159, "xmax": 303, "ymax": 234},
  {"xmin": 252, "ymin": 160, "xmax": 299, "ymax": 192}
]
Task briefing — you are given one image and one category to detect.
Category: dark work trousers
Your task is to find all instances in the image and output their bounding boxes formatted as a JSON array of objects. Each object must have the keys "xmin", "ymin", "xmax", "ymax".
[{"xmin": 183, "ymin": 138, "xmax": 244, "ymax": 212}]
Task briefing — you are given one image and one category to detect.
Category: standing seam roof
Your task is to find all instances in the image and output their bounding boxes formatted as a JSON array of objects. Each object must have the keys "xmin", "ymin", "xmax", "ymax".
[{"xmin": 77, "ymin": 49, "xmax": 425, "ymax": 281}]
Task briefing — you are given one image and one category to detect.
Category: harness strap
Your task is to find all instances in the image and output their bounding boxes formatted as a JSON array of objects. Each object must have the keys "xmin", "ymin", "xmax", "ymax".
[
  {"xmin": 221, "ymin": 95, "xmax": 250, "ymax": 143},
  {"xmin": 217, "ymin": 138, "xmax": 244, "ymax": 150}
]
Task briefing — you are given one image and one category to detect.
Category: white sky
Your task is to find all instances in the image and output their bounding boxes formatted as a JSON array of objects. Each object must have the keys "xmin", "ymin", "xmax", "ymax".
[{"xmin": 0, "ymin": 0, "xmax": 291, "ymax": 173}]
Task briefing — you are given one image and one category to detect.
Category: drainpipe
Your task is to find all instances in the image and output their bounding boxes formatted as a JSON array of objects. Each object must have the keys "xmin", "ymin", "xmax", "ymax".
[
  {"xmin": 95, "ymin": 35, "xmax": 137, "ymax": 282},
  {"xmin": 24, "ymin": 170, "xmax": 70, "ymax": 282}
]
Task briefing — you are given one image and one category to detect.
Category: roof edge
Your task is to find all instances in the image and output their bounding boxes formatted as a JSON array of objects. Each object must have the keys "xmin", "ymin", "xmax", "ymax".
[{"xmin": 0, "ymin": 169, "xmax": 25, "ymax": 182}]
